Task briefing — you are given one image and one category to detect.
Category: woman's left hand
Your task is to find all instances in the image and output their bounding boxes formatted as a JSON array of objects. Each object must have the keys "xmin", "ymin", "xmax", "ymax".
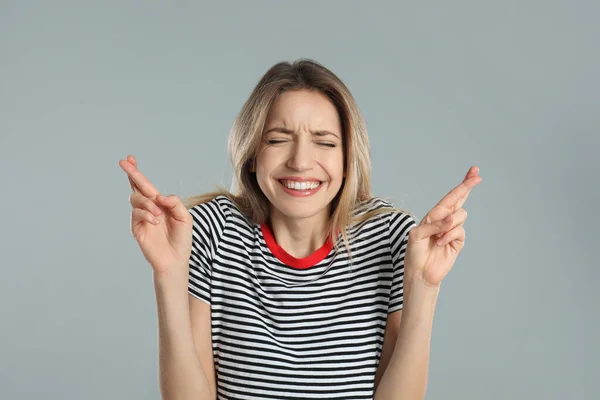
[{"xmin": 404, "ymin": 166, "xmax": 482, "ymax": 288}]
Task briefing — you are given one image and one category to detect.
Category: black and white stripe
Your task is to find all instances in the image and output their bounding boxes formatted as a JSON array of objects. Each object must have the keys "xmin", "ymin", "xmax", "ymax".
[{"xmin": 188, "ymin": 195, "xmax": 415, "ymax": 399}]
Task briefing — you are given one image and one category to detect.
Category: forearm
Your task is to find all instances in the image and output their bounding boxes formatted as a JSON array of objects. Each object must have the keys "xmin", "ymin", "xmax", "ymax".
[
  {"xmin": 374, "ymin": 277, "xmax": 440, "ymax": 400},
  {"xmin": 154, "ymin": 270, "xmax": 213, "ymax": 400}
]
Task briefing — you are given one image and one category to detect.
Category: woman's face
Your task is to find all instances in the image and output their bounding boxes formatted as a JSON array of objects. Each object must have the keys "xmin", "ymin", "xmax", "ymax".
[{"xmin": 255, "ymin": 89, "xmax": 345, "ymax": 223}]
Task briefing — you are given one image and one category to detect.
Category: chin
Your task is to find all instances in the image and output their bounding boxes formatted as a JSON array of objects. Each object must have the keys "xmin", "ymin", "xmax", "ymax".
[{"xmin": 270, "ymin": 199, "xmax": 329, "ymax": 221}]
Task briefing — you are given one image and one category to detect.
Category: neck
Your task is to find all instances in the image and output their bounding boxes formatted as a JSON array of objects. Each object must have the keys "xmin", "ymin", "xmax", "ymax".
[{"xmin": 268, "ymin": 207, "xmax": 331, "ymax": 258}]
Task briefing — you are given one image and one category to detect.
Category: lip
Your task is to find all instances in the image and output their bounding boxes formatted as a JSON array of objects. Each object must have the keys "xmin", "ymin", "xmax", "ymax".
[
  {"xmin": 277, "ymin": 178, "xmax": 324, "ymax": 197},
  {"xmin": 277, "ymin": 176, "xmax": 323, "ymax": 182}
]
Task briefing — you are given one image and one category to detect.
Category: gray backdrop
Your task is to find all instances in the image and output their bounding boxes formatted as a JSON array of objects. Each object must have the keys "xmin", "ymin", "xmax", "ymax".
[{"xmin": 1, "ymin": 1, "xmax": 598, "ymax": 399}]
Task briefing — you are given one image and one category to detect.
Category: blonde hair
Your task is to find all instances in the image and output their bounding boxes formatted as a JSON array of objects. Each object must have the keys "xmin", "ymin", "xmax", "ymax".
[{"xmin": 183, "ymin": 58, "xmax": 414, "ymax": 256}]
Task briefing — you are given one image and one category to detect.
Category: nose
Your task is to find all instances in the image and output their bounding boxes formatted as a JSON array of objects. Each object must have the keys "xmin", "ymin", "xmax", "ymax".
[{"xmin": 286, "ymin": 139, "xmax": 315, "ymax": 171}]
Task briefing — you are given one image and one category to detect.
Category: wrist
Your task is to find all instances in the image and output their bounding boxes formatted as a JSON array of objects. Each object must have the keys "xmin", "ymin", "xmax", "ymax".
[
  {"xmin": 410, "ymin": 271, "xmax": 441, "ymax": 289},
  {"xmin": 403, "ymin": 273, "xmax": 440, "ymax": 310},
  {"xmin": 153, "ymin": 266, "xmax": 188, "ymax": 290}
]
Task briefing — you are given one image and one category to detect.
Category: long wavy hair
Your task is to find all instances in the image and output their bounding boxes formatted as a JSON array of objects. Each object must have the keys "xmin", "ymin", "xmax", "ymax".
[{"xmin": 182, "ymin": 58, "xmax": 413, "ymax": 256}]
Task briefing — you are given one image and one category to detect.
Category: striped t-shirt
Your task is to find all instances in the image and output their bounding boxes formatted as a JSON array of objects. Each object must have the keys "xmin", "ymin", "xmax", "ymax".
[{"xmin": 187, "ymin": 195, "xmax": 416, "ymax": 399}]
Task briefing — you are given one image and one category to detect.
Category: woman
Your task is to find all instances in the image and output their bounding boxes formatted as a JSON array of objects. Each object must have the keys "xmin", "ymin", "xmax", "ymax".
[{"xmin": 119, "ymin": 59, "xmax": 481, "ymax": 400}]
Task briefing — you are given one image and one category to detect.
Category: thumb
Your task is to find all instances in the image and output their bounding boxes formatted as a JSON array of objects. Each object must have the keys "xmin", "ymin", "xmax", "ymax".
[
  {"xmin": 412, "ymin": 214, "xmax": 453, "ymax": 241},
  {"xmin": 156, "ymin": 194, "xmax": 190, "ymax": 223}
]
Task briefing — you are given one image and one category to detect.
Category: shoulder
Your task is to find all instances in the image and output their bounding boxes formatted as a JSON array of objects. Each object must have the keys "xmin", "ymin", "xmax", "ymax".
[
  {"xmin": 352, "ymin": 196, "xmax": 417, "ymax": 236},
  {"xmin": 188, "ymin": 195, "xmax": 238, "ymax": 229},
  {"xmin": 188, "ymin": 194, "xmax": 255, "ymax": 232},
  {"xmin": 354, "ymin": 197, "xmax": 395, "ymax": 214},
  {"xmin": 353, "ymin": 196, "xmax": 413, "ymax": 221}
]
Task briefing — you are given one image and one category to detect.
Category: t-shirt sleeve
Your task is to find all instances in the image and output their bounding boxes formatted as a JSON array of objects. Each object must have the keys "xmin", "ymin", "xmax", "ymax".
[
  {"xmin": 387, "ymin": 211, "xmax": 417, "ymax": 314},
  {"xmin": 187, "ymin": 197, "xmax": 227, "ymax": 305}
]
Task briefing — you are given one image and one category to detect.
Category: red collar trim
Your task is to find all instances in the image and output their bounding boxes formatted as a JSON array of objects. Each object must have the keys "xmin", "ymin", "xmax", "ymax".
[{"xmin": 260, "ymin": 223, "xmax": 333, "ymax": 269}]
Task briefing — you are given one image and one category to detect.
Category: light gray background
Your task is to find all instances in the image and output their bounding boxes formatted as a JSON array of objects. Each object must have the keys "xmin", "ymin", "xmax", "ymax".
[{"xmin": 1, "ymin": 1, "xmax": 598, "ymax": 399}]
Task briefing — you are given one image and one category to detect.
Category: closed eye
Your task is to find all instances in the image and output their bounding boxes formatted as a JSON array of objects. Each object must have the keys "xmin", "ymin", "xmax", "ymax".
[
  {"xmin": 267, "ymin": 139, "xmax": 288, "ymax": 145},
  {"xmin": 317, "ymin": 142, "xmax": 337, "ymax": 148}
]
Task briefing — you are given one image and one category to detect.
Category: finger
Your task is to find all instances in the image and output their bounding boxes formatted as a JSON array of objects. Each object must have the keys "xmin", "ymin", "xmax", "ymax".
[
  {"xmin": 410, "ymin": 212, "xmax": 455, "ymax": 241},
  {"xmin": 421, "ymin": 167, "xmax": 480, "ymax": 225},
  {"xmin": 119, "ymin": 158, "xmax": 160, "ymax": 198},
  {"xmin": 118, "ymin": 154, "xmax": 139, "ymax": 193},
  {"xmin": 454, "ymin": 166, "xmax": 480, "ymax": 211},
  {"xmin": 463, "ymin": 165, "xmax": 478, "ymax": 181},
  {"xmin": 415, "ymin": 207, "xmax": 466, "ymax": 240},
  {"xmin": 435, "ymin": 208, "xmax": 467, "ymax": 238},
  {"xmin": 131, "ymin": 208, "xmax": 160, "ymax": 226},
  {"xmin": 436, "ymin": 175, "xmax": 479, "ymax": 210},
  {"xmin": 126, "ymin": 154, "xmax": 138, "ymax": 192},
  {"xmin": 435, "ymin": 167, "xmax": 482, "ymax": 211},
  {"xmin": 436, "ymin": 225, "xmax": 465, "ymax": 247},
  {"xmin": 156, "ymin": 194, "xmax": 189, "ymax": 223},
  {"xmin": 127, "ymin": 154, "xmax": 137, "ymax": 167},
  {"xmin": 130, "ymin": 192, "xmax": 162, "ymax": 216},
  {"xmin": 119, "ymin": 157, "xmax": 141, "ymax": 193}
]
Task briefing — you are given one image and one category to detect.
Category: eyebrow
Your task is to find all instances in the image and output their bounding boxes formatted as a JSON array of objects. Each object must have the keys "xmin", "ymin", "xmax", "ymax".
[{"xmin": 264, "ymin": 127, "xmax": 340, "ymax": 139}]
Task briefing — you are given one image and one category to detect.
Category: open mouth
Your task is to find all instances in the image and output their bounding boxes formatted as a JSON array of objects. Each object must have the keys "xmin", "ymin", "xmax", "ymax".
[
  {"xmin": 277, "ymin": 179, "xmax": 324, "ymax": 196},
  {"xmin": 278, "ymin": 179, "xmax": 323, "ymax": 191}
]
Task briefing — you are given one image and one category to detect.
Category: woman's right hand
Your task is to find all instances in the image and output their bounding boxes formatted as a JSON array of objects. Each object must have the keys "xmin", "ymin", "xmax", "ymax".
[{"xmin": 119, "ymin": 154, "xmax": 193, "ymax": 276}]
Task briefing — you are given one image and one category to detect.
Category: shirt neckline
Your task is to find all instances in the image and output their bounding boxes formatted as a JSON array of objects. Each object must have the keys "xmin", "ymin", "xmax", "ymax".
[{"xmin": 260, "ymin": 223, "xmax": 333, "ymax": 269}]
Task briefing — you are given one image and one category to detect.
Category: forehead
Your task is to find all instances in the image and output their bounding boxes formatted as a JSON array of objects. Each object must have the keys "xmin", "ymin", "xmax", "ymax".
[{"xmin": 264, "ymin": 90, "xmax": 341, "ymax": 131}]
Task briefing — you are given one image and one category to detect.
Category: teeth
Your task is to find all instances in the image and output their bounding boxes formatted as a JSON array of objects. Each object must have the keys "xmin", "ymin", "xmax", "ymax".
[{"xmin": 280, "ymin": 180, "xmax": 321, "ymax": 190}]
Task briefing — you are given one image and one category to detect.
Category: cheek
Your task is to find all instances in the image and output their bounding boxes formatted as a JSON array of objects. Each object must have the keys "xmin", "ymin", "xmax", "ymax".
[
  {"xmin": 255, "ymin": 148, "xmax": 278, "ymax": 181},
  {"xmin": 322, "ymin": 151, "xmax": 345, "ymax": 180}
]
